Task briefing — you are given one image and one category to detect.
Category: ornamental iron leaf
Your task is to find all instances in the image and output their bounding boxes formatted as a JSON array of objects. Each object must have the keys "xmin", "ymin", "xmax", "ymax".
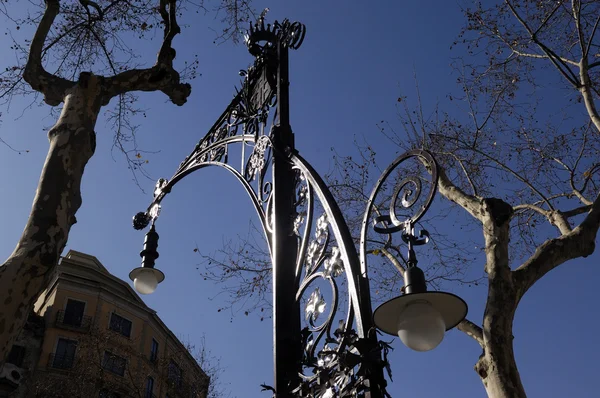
[
  {"xmin": 295, "ymin": 180, "xmax": 308, "ymax": 207},
  {"xmin": 305, "ymin": 288, "xmax": 326, "ymax": 323},
  {"xmin": 316, "ymin": 214, "xmax": 328, "ymax": 239},
  {"xmin": 305, "ymin": 214, "xmax": 330, "ymax": 271},
  {"xmin": 317, "ymin": 344, "xmax": 336, "ymax": 369},
  {"xmin": 324, "ymin": 247, "xmax": 344, "ymax": 278},
  {"xmin": 305, "ymin": 240, "xmax": 321, "ymax": 270},
  {"xmin": 245, "ymin": 135, "xmax": 271, "ymax": 182},
  {"xmin": 294, "ymin": 211, "xmax": 306, "ymax": 236}
]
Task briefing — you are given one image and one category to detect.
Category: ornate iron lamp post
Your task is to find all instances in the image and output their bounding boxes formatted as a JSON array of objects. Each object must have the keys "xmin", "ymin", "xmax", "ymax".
[{"xmin": 131, "ymin": 16, "xmax": 467, "ymax": 398}]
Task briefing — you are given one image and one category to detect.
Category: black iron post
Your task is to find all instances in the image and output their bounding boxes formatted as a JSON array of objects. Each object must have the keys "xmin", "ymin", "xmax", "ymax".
[{"xmin": 270, "ymin": 34, "xmax": 302, "ymax": 397}]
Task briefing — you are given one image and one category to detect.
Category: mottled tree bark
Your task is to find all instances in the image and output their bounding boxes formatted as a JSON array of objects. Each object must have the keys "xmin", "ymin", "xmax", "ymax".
[
  {"xmin": 437, "ymin": 161, "xmax": 600, "ymax": 397},
  {"xmin": 0, "ymin": 0, "xmax": 190, "ymax": 368},
  {"xmin": 476, "ymin": 199, "xmax": 526, "ymax": 398},
  {"xmin": 437, "ymin": 168, "xmax": 526, "ymax": 397},
  {"xmin": 0, "ymin": 73, "xmax": 101, "ymax": 366}
]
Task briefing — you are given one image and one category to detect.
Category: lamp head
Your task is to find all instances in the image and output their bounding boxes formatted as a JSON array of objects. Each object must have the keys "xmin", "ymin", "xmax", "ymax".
[
  {"xmin": 129, "ymin": 267, "xmax": 165, "ymax": 295},
  {"xmin": 373, "ymin": 266, "xmax": 467, "ymax": 352},
  {"xmin": 130, "ymin": 225, "xmax": 165, "ymax": 295}
]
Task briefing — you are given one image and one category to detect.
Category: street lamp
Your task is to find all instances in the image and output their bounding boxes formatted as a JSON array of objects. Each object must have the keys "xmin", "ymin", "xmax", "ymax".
[
  {"xmin": 131, "ymin": 14, "xmax": 467, "ymax": 398},
  {"xmin": 372, "ymin": 230, "xmax": 467, "ymax": 352},
  {"xmin": 129, "ymin": 224, "xmax": 164, "ymax": 295}
]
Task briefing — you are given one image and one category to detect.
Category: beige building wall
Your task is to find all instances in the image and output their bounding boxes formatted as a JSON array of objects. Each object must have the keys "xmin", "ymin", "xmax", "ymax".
[{"xmin": 3, "ymin": 250, "xmax": 208, "ymax": 398}]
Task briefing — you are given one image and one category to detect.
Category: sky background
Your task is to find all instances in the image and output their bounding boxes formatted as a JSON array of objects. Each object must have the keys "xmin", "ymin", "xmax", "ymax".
[{"xmin": 1, "ymin": 1, "xmax": 600, "ymax": 397}]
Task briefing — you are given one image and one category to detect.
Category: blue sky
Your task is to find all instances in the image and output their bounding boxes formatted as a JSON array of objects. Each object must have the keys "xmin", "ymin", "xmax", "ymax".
[{"xmin": 1, "ymin": 1, "xmax": 599, "ymax": 397}]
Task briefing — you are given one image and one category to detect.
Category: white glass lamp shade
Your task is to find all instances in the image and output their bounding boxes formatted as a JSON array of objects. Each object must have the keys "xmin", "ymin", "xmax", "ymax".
[
  {"xmin": 129, "ymin": 267, "xmax": 165, "ymax": 295},
  {"xmin": 373, "ymin": 291, "xmax": 468, "ymax": 351},
  {"xmin": 397, "ymin": 300, "xmax": 445, "ymax": 351}
]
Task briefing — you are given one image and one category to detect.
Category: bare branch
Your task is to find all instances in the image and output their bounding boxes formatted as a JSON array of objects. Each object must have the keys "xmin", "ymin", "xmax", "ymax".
[
  {"xmin": 579, "ymin": 163, "xmax": 600, "ymax": 201},
  {"xmin": 571, "ymin": 130, "xmax": 594, "ymax": 205},
  {"xmin": 457, "ymin": 319, "xmax": 484, "ymax": 349},
  {"xmin": 469, "ymin": 142, "xmax": 555, "ymax": 210},
  {"xmin": 562, "ymin": 204, "xmax": 592, "ymax": 218},
  {"xmin": 573, "ymin": 0, "xmax": 586, "ymax": 58},
  {"xmin": 450, "ymin": 153, "xmax": 478, "ymax": 196},
  {"xmin": 432, "ymin": 132, "xmax": 555, "ymax": 210},
  {"xmin": 532, "ymin": 0, "xmax": 563, "ymax": 38},
  {"xmin": 513, "ymin": 203, "xmax": 549, "ymax": 217},
  {"xmin": 505, "ymin": 0, "xmax": 580, "ymax": 87},
  {"xmin": 585, "ymin": 14, "xmax": 600, "ymax": 58},
  {"xmin": 378, "ymin": 247, "xmax": 406, "ymax": 277},
  {"xmin": 23, "ymin": 0, "xmax": 74, "ymax": 105},
  {"xmin": 437, "ymin": 164, "xmax": 485, "ymax": 222},
  {"xmin": 513, "ymin": 191, "xmax": 600, "ymax": 298},
  {"xmin": 578, "ymin": 58, "xmax": 600, "ymax": 132},
  {"xmin": 102, "ymin": 0, "xmax": 190, "ymax": 105},
  {"xmin": 514, "ymin": 204, "xmax": 573, "ymax": 235},
  {"xmin": 548, "ymin": 210, "xmax": 572, "ymax": 235}
]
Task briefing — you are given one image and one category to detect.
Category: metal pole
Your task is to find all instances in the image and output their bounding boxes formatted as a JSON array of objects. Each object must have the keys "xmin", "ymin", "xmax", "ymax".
[{"xmin": 271, "ymin": 40, "xmax": 302, "ymax": 397}]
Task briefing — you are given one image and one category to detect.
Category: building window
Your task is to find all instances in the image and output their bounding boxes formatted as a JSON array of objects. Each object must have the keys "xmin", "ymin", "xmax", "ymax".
[
  {"xmin": 167, "ymin": 360, "xmax": 182, "ymax": 387},
  {"xmin": 63, "ymin": 298, "xmax": 86, "ymax": 326},
  {"xmin": 52, "ymin": 338, "xmax": 77, "ymax": 369},
  {"xmin": 109, "ymin": 313, "xmax": 132, "ymax": 338},
  {"xmin": 7, "ymin": 345, "xmax": 26, "ymax": 367},
  {"xmin": 145, "ymin": 376, "xmax": 154, "ymax": 398},
  {"xmin": 102, "ymin": 351, "xmax": 126, "ymax": 376},
  {"xmin": 150, "ymin": 338, "xmax": 159, "ymax": 362}
]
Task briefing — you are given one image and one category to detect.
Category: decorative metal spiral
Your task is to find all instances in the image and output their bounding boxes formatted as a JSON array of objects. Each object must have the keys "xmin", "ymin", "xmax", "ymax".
[
  {"xmin": 367, "ymin": 149, "xmax": 438, "ymax": 235},
  {"xmin": 358, "ymin": 149, "xmax": 439, "ymax": 289}
]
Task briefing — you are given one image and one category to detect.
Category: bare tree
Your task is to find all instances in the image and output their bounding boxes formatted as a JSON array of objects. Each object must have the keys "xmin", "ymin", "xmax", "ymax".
[
  {"xmin": 354, "ymin": 1, "xmax": 600, "ymax": 397},
  {"xmin": 0, "ymin": 0, "xmax": 253, "ymax": 368},
  {"xmin": 195, "ymin": 1, "xmax": 600, "ymax": 397},
  {"xmin": 184, "ymin": 335, "xmax": 231, "ymax": 398}
]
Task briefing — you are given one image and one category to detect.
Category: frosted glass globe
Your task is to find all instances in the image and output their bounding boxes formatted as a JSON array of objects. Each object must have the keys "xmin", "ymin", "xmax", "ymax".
[
  {"xmin": 397, "ymin": 300, "xmax": 445, "ymax": 352},
  {"xmin": 133, "ymin": 269, "xmax": 159, "ymax": 295}
]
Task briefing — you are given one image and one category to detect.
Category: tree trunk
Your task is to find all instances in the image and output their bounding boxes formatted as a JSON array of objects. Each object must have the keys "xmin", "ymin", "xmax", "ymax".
[
  {"xmin": 476, "ymin": 340, "xmax": 526, "ymax": 398},
  {"xmin": 476, "ymin": 198, "xmax": 527, "ymax": 398},
  {"xmin": 0, "ymin": 73, "xmax": 100, "ymax": 366},
  {"xmin": 476, "ymin": 291, "xmax": 527, "ymax": 398}
]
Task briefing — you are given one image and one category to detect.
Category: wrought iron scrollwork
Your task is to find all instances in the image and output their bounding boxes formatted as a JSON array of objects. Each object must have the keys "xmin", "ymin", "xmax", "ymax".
[
  {"xmin": 132, "ymin": 32, "xmax": 286, "ymax": 239},
  {"xmin": 368, "ymin": 150, "xmax": 438, "ymax": 236},
  {"xmin": 359, "ymin": 148, "xmax": 439, "ymax": 282},
  {"xmin": 290, "ymin": 154, "xmax": 389, "ymax": 397},
  {"xmin": 134, "ymin": 16, "xmax": 308, "ymax": 233},
  {"xmin": 245, "ymin": 135, "xmax": 271, "ymax": 181},
  {"xmin": 133, "ymin": 14, "xmax": 389, "ymax": 398}
]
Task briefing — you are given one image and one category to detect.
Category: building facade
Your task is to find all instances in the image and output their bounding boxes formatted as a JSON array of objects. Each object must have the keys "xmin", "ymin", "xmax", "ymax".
[{"xmin": 0, "ymin": 250, "xmax": 208, "ymax": 398}]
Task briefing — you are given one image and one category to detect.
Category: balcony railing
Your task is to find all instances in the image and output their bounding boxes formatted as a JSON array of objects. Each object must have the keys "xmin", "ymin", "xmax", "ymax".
[
  {"xmin": 48, "ymin": 353, "xmax": 75, "ymax": 370},
  {"xmin": 55, "ymin": 310, "xmax": 92, "ymax": 331}
]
